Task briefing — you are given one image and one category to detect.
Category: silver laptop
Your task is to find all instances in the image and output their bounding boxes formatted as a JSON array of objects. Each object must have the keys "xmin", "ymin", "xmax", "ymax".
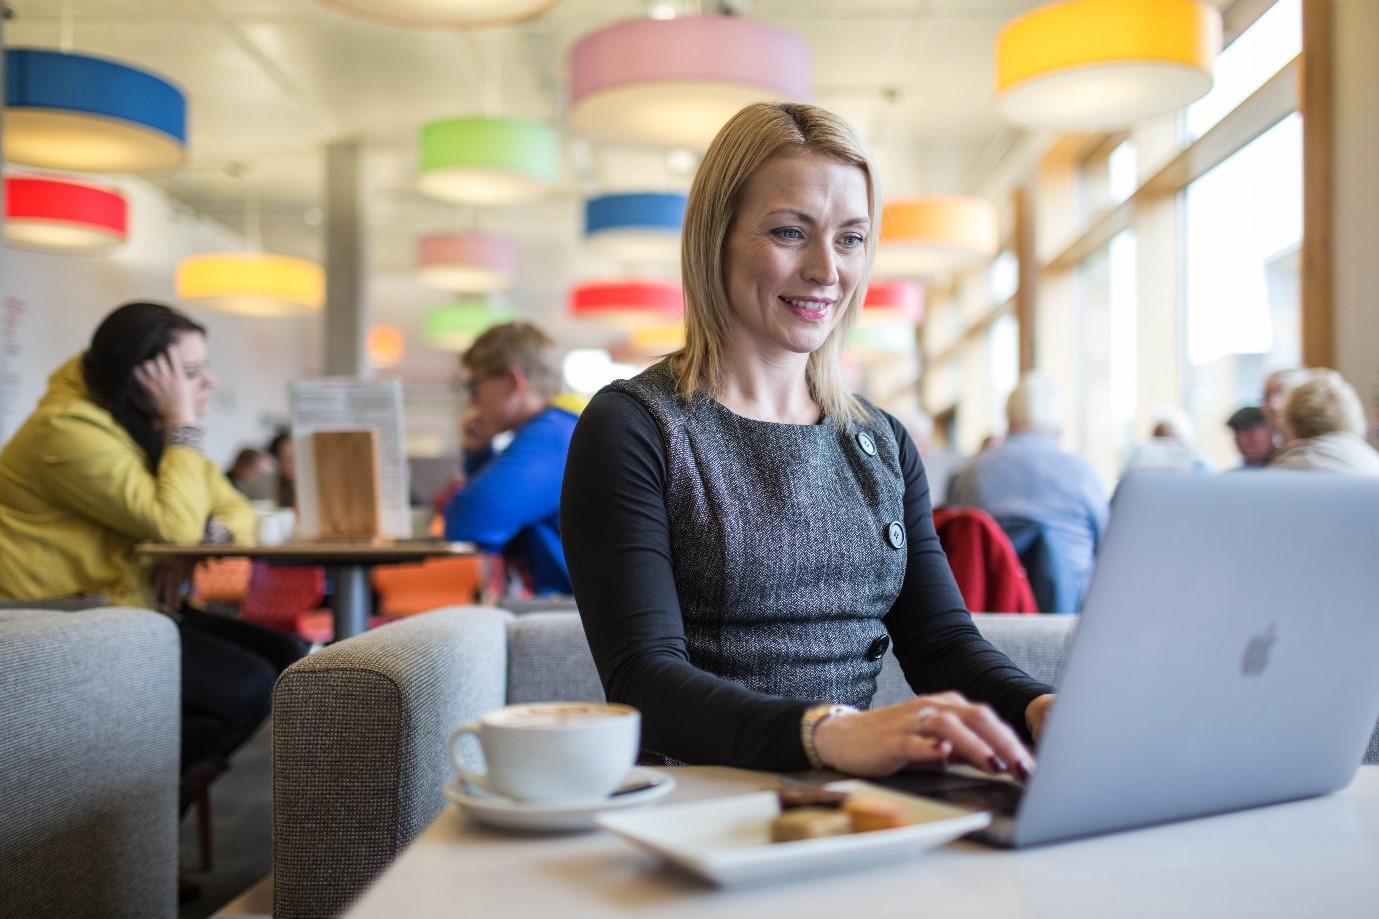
[{"xmin": 880, "ymin": 471, "xmax": 1379, "ymax": 847}]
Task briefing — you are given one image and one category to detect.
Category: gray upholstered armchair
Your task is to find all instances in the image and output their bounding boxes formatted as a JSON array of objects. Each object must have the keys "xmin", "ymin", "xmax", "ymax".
[
  {"xmin": 269, "ymin": 606, "xmax": 1082, "ymax": 918},
  {"xmin": 0, "ymin": 607, "xmax": 180, "ymax": 919}
]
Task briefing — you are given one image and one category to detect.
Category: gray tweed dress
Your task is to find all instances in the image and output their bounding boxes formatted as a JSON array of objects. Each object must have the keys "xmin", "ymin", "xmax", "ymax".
[{"xmin": 612, "ymin": 362, "xmax": 909, "ymax": 710}]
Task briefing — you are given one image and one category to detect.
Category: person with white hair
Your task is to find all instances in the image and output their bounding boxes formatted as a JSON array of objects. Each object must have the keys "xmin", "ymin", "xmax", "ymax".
[
  {"xmin": 1269, "ymin": 369, "xmax": 1379, "ymax": 476},
  {"xmin": 947, "ymin": 371, "xmax": 1108, "ymax": 610}
]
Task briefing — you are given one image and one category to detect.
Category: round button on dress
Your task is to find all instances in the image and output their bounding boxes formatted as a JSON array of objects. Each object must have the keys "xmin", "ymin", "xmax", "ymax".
[
  {"xmin": 865, "ymin": 634, "xmax": 891, "ymax": 661},
  {"xmin": 856, "ymin": 432, "xmax": 876, "ymax": 456},
  {"xmin": 887, "ymin": 521, "xmax": 906, "ymax": 548}
]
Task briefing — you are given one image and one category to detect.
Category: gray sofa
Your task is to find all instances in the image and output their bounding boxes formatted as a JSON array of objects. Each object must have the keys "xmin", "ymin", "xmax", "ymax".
[
  {"xmin": 0, "ymin": 607, "xmax": 180, "ymax": 919},
  {"xmin": 270, "ymin": 607, "xmax": 1080, "ymax": 919}
]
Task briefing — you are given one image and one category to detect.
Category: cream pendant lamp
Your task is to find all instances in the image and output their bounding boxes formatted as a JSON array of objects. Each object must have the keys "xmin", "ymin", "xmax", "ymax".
[
  {"xmin": 416, "ymin": 232, "xmax": 518, "ymax": 292},
  {"xmin": 995, "ymin": 0, "xmax": 1221, "ymax": 131},
  {"xmin": 4, "ymin": 174, "xmax": 128, "ymax": 253},
  {"xmin": 4, "ymin": 48, "xmax": 188, "ymax": 174},
  {"xmin": 873, "ymin": 197, "xmax": 999, "ymax": 279},
  {"xmin": 570, "ymin": 16, "xmax": 812, "ymax": 149},
  {"xmin": 416, "ymin": 116, "xmax": 560, "ymax": 205},
  {"xmin": 312, "ymin": 0, "xmax": 559, "ymax": 29}
]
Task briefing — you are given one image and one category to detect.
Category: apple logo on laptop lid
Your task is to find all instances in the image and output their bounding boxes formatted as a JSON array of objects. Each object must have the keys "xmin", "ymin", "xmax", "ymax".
[{"xmin": 1242, "ymin": 621, "xmax": 1277, "ymax": 677}]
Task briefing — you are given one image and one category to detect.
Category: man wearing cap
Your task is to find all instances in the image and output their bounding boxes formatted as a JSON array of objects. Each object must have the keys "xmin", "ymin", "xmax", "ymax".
[{"xmin": 1226, "ymin": 406, "xmax": 1273, "ymax": 469}]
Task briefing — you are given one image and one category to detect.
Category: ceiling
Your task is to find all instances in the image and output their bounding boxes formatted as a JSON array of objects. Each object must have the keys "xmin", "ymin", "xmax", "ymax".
[{"xmin": 2, "ymin": 0, "xmax": 1231, "ymax": 364}]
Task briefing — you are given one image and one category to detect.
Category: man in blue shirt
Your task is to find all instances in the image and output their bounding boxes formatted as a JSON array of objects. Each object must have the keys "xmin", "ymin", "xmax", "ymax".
[
  {"xmin": 444, "ymin": 321, "xmax": 577, "ymax": 596},
  {"xmin": 948, "ymin": 371, "xmax": 1108, "ymax": 611}
]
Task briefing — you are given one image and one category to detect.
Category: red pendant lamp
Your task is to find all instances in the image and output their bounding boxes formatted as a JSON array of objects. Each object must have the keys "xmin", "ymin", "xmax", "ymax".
[{"xmin": 4, "ymin": 174, "xmax": 128, "ymax": 253}]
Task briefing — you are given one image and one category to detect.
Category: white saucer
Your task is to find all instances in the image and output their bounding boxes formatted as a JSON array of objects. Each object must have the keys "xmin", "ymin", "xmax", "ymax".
[{"xmin": 443, "ymin": 767, "xmax": 675, "ymax": 833}]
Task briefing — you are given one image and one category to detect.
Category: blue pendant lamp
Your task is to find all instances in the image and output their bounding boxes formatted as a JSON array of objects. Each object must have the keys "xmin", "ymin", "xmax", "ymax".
[
  {"xmin": 585, "ymin": 192, "xmax": 687, "ymax": 263},
  {"xmin": 4, "ymin": 48, "xmax": 188, "ymax": 173}
]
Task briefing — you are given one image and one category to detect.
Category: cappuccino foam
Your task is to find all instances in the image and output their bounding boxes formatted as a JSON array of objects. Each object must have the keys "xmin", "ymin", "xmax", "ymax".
[{"xmin": 488, "ymin": 703, "xmax": 631, "ymax": 727}]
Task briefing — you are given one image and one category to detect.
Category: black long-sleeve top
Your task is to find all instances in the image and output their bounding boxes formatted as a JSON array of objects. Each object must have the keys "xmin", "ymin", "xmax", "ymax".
[{"xmin": 560, "ymin": 387, "xmax": 1052, "ymax": 771}]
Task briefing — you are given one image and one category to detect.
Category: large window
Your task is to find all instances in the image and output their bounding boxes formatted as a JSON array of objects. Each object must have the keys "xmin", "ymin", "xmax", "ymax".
[
  {"xmin": 1184, "ymin": 113, "xmax": 1303, "ymax": 464},
  {"xmin": 1186, "ymin": 0, "xmax": 1300, "ymax": 140},
  {"xmin": 1075, "ymin": 229, "xmax": 1138, "ymax": 481}
]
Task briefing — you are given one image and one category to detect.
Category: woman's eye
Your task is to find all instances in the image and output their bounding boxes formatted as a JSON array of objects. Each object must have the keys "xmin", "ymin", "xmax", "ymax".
[
  {"xmin": 773, "ymin": 227, "xmax": 804, "ymax": 241},
  {"xmin": 839, "ymin": 233, "xmax": 866, "ymax": 249}
]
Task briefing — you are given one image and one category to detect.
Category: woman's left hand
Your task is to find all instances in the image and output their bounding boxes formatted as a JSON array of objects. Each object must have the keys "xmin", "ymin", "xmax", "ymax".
[{"xmin": 151, "ymin": 559, "xmax": 197, "ymax": 613}]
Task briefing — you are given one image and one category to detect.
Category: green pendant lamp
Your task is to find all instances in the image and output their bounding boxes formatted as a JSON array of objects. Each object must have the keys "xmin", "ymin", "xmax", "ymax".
[{"xmin": 417, "ymin": 116, "xmax": 560, "ymax": 205}]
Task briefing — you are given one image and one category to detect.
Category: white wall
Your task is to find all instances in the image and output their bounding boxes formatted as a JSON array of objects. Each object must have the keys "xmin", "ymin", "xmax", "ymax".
[{"xmin": 1, "ymin": 176, "xmax": 318, "ymax": 467}]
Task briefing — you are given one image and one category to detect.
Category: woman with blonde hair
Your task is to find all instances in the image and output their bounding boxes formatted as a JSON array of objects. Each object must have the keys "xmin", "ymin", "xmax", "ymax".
[
  {"xmin": 1270, "ymin": 369, "xmax": 1379, "ymax": 476},
  {"xmin": 561, "ymin": 102, "xmax": 1050, "ymax": 778}
]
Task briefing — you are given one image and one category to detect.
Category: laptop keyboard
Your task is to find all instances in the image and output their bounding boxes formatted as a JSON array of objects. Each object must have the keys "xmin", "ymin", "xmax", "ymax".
[{"xmin": 874, "ymin": 770, "xmax": 1026, "ymax": 817}]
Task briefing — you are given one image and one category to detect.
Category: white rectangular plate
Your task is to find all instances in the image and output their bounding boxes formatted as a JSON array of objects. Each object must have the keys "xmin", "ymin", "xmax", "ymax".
[{"xmin": 596, "ymin": 780, "xmax": 991, "ymax": 886}]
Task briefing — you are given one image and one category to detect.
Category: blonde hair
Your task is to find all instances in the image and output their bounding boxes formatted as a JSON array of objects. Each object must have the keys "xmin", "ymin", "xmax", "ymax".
[
  {"xmin": 462, "ymin": 321, "xmax": 562, "ymax": 401},
  {"xmin": 669, "ymin": 102, "xmax": 881, "ymax": 428},
  {"xmin": 1284, "ymin": 369, "xmax": 1367, "ymax": 440}
]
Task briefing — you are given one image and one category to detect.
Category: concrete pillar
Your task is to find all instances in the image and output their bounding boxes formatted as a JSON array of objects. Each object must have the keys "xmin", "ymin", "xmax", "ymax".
[{"xmin": 324, "ymin": 138, "xmax": 368, "ymax": 377}]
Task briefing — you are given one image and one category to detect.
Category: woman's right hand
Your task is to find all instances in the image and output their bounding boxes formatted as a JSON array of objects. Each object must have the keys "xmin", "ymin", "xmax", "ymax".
[
  {"xmin": 133, "ymin": 346, "xmax": 197, "ymax": 426},
  {"xmin": 811, "ymin": 692, "xmax": 1035, "ymax": 781}
]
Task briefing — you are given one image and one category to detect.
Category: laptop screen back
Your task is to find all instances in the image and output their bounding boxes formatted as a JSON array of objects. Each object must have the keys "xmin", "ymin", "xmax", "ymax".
[{"xmin": 1010, "ymin": 471, "xmax": 1379, "ymax": 847}]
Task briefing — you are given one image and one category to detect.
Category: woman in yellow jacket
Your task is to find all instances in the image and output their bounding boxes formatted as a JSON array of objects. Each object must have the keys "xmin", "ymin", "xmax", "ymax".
[{"xmin": 0, "ymin": 302, "xmax": 303, "ymax": 885}]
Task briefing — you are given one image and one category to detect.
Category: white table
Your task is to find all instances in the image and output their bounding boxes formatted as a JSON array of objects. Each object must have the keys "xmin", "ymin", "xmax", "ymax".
[{"xmin": 344, "ymin": 765, "xmax": 1379, "ymax": 918}]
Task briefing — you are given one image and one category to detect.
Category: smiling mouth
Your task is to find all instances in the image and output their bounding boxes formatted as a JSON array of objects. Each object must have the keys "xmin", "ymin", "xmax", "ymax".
[{"xmin": 780, "ymin": 296, "xmax": 832, "ymax": 320}]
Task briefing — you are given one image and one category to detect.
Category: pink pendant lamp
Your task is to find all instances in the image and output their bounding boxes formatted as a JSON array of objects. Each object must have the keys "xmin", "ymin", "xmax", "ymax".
[
  {"xmin": 570, "ymin": 16, "xmax": 812, "ymax": 149},
  {"xmin": 416, "ymin": 232, "xmax": 518, "ymax": 292}
]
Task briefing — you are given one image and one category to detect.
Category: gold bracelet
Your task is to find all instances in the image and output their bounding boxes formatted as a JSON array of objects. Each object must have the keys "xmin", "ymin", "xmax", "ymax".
[{"xmin": 800, "ymin": 704, "xmax": 856, "ymax": 770}]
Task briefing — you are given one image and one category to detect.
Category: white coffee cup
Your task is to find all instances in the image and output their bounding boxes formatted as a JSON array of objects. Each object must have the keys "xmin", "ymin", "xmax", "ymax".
[
  {"xmin": 255, "ymin": 508, "xmax": 295, "ymax": 546},
  {"xmin": 446, "ymin": 702, "xmax": 640, "ymax": 804}
]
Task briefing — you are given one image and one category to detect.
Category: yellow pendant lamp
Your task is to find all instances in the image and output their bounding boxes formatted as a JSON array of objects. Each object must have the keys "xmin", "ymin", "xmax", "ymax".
[
  {"xmin": 176, "ymin": 253, "xmax": 325, "ymax": 317},
  {"xmin": 995, "ymin": 0, "xmax": 1221, "ymax": 130}
]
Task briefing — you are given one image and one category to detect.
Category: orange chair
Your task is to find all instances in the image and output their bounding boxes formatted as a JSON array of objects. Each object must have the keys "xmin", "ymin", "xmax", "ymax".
[
  {"xmin": 372, "ymin": 556, "xmax": 483, "ymax": 618},
  {"xmin": 190, "ymin": 557, "xmax": 252, "ymax": 609}
]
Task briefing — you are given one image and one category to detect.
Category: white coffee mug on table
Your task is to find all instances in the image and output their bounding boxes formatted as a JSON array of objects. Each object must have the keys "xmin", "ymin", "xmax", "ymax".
[{"xmin": 447, "ymin": 702, "xmax": 640, "ymax": 804}]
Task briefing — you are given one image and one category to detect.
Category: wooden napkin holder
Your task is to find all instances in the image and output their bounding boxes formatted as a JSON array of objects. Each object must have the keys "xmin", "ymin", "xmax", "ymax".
[{"xmin": 313, "ymin": 429, "xmax": 383, "ymax": 541}]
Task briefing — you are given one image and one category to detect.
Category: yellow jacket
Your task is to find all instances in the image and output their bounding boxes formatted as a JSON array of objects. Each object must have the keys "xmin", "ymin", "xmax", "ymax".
[{"xmin": 0, "ymin": 354, "xmax": 256, "ymax": 606}]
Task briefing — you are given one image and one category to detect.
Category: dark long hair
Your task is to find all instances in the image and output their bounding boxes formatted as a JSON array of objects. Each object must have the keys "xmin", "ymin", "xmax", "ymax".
[{"xmin": 82, "ymin": 301, "xmax": 206, "ymax": 469}]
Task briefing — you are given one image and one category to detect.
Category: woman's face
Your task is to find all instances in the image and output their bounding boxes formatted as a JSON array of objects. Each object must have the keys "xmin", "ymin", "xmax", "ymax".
[
  {"xmin": 172, "ymin": 331, "xmax": 216, "ymax": 418},
  {"xmin": 722, "ymin": 149, "xmax": 870, "ymax": 365}
]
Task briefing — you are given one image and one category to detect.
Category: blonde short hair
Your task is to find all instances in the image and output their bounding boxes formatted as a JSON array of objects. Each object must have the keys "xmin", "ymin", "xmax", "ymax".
[
  {"xmin": 669, "ymin": 101, "xmax": 881, "ymax": 428},
  {"xmin": 1007, "ymin": 371, "xmax": 1065, "ymax": 435},
  {"xmin": 462, "ymin": 321, "xmax": 562, "ymax": 401},
  {"xmin": 1284, "ymin": 369, "xmax": 1367, "ymax": 440}
]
